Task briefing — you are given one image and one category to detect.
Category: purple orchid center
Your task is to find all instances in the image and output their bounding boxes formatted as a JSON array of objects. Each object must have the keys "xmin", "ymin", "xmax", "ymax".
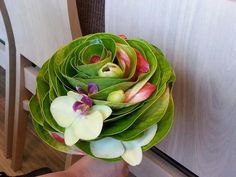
[
  {"xmin": 88, "ymin": 83, "xmax": 98, "ymax": 95},
  {"xmin": 72, "ymin": 95, "xmax": 93, "ymax": 115},
  {"xmin": 75, "ymin": 83, "xmax": 98, "ymax": 95},
  {"xmin": 81, "ymin": 95, "xmax": 93, "ymax": 107}
]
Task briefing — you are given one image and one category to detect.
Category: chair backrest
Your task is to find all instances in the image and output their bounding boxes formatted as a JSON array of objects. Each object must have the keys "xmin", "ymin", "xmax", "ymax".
[
  {"xmin": 105, "ymin": 0, "xmax": 236, "ymax": 176},
  {"xmin": 0, "ymin": 9, "xmax": 8, "ymax": 69},
  {"xmin": 5, "ymin": 0, "xmax": 81, "ymax": 67}
]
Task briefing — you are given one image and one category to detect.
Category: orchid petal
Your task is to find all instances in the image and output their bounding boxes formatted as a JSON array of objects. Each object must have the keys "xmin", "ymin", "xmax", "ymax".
[
  {"xmin": 122, "ymin": 141, "xmax": 143, "ymax": 166},
  {"xmin": 50, "ymin": 96, "xmax": 78, "ymax": 127},
  {"xmin": 71, "ymin": 110, "xmax": 103, "ymax": 140},
  {"xmin": 67, "ymin": 91, "xmax": 83, "ymax": 100},
  {"xmin": 121, "ymin": 125, "xmax": 157, "ymax": 165},
  {"xmin": 72, "ymin": 101, "xmax": 83, "ymax": 112},
  {"xmin": 81, "ymin": 94, "xmax": 93, "ymax": 107},
  {"xmin": 64, "ymin": 125, "xmax": 80, "ymax": 146},
  {"xmin": 91, "ymin": 105, "xmax": 112, "ymax": 120},
  {"xmin": 90, "ymin": 137, "xmax": 125, "ymax": 159},
  {"xmin": 136, "ymin": 124, "xmax": 158, "ymax": 146},
  {"xmin": 127, "ymin": 83, "xmax": 156, "ymax": 104},
  {"xmin": 88, "ymin": 83, "xmax": 98, "ymax": 95}
]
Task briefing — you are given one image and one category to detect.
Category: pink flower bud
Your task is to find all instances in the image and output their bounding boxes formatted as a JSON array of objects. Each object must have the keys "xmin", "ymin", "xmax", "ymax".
[
  {"xmin": 119, "ymin": 34, "xmax": 128, "ymax": 39},
  {"xmin": 132, "ymin": 49, "xmax": 149, "ymax": 80},
  {"xmin": 125, "ymin": 83, "xmax": 156, "ymax": 104},
  {"xmin": 50, "ymin": 132, "xmax": 65, "ymax": 144},
  {"xmin": 90, "ymin": 55, "xmax": 101, "ymax": 63},
  {"xmin": 116, "ymin": 44, "xmax": 131, "ymax": 77}
]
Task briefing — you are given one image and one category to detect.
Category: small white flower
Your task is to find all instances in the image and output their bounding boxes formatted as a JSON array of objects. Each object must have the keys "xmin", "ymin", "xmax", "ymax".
[{"xmin": 50, "ymin": 91, "xmax": 112, "ymax": 146}]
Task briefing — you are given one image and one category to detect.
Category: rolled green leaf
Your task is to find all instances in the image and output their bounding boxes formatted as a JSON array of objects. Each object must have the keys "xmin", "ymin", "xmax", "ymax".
[{"xmin": 29, "ymin": 33, "xmax": 175, "ymax": 166}]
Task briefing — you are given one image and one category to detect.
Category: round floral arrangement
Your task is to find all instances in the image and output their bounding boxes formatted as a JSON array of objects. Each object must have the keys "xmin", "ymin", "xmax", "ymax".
[{"xmin": 29, "ymin": 33, "xmax": 175, "ymax": 166}]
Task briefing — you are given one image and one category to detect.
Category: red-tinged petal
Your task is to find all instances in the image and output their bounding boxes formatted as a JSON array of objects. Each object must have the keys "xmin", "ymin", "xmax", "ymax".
[
  {"xmin": 119, "ymin": 34, "xmax": 128, "ymax": 40},
  {"xmin": 90, "ymin": 55, "xmax": 101, "ymax": 63},
  {"xmin": 126, "ymin": 83, "xmax": 156, "ymax": 104},
  {"xmin": 124, "ymin": 79, "xmax": 149, "ymax": 102},
  {"xmin": 50, "ymin": 132, "xmax": 65, "ymax": 144},
  {"xmin": 133, "ymin": 49, "xmax": 149, "ymax": 80},
  {"xmin": 135, "ymin": 49, "xmax": 149, "ymax": 73},
  {"xmin": 116, "ymin": 44, "xmax": 131, "ymax": 77}
]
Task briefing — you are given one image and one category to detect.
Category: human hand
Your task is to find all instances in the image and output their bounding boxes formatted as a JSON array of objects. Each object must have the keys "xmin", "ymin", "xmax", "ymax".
[{"xmin": 67, "ymin": 156, "xmax": 129, "ymax": 177}]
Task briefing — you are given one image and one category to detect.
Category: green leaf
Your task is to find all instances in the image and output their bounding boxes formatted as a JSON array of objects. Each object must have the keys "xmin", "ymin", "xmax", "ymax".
[
  {"xmin": 32, "ymin": 119, "xmax": 78, "ymax": 154},
  {"xmin": 43, "ymin": 121, "xmax": 56, "ymax": 132},
  {"xmin": 142, "ymin": 95, "xmax": 174, "ymax": 151},
  {"xmin": 100, "ymin": 86, "xmax": 167, "ymax": 137},
  {"xmin": 111, "ymin": 104, "xmax": 142, "ymax": 116},
  {"xmin": 76, "ymin": 55, "xmax": 112, "ymax": 77},
  {"xmin": 105, "ymin": 103, "xmax": 144, "ymax": 122},
  {"xmin": 49, "ymin": 86, "xmax": 57, "ymax": 101},
  {"xmin": 36, "ymin": 61, "xmax": 50, "ymax": 104},
  {"xmin": 41, "ymin": 93, "xmax": 65, "ymax": 133},
  {"xmin": 93, "ymin": 99, "xmax": 136, "ymax": 109},
  {"xmin": 48, "ymin": 55, "xmax": 67, "ymax": 96},
  {"xmin": 112, "ymin": 88, "xmax": 170, "ymax": 141},
  {"xmin": 81, "ymin": 44, "xmax": 106, "ymax": 64},
  {"xmin": 85, "ymin": 33, "xmax": 128, "ymax": 45},
  {"xmin": 29, "ymin": 95, "xmax": 44, "ymax": 126},
  {"xmin": 91, "ymin": 81, "xmax": 135, "ymax": 100}
]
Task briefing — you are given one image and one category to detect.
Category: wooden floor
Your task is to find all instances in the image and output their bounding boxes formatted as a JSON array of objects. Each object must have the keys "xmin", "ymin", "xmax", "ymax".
[{"xmin": 0, "ymin": 67, "xmax": 66, "ymax": 176}]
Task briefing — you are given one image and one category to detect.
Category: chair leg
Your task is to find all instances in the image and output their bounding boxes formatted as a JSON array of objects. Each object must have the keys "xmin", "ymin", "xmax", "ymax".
[
  {"xmin": 11, "ymin": 54, "xmax": 31, "ymax": 171},
  {"xmin": 1, "ymin": 0, "xmax": 16, "ymax": 159},
  {"xmin": 4, "ymin": 63, "xmax": 16, "ymax": 158}
]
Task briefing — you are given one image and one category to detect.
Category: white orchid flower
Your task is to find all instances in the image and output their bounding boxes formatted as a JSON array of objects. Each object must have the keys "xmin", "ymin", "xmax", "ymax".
[
  {"xmin": 50, "ymin": 88, "xmax": 112, "ymax": 146},
  {"xmin": 90, "ymin": 124, "xmax": 158, "ymax": 166}
]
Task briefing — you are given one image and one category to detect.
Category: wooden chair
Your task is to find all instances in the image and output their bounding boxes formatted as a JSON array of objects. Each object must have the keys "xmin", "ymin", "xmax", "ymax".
[
  {"xmin": 4, "ymin": 0, "xmax": 82, "ymax": 170},
  {"xmin": 0, "ymin": 0, "xmax": 16, "ymax": 159}
]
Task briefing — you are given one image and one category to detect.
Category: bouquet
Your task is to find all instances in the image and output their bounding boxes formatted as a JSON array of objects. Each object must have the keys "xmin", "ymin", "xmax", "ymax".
[{"xmin": 29, "ymin": 33, "xmax": 175, "ymax": 166}]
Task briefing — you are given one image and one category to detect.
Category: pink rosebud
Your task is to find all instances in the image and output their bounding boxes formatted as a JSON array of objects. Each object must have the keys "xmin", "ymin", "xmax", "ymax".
[
  {"xmin": 119, "ymin": 34, "xmax": 128, "ymax": 39},
  {"xmin": 50, "ymin": 132, "xmax": 65, "ymax": 144},
  {"xmin": 90, "ymin": 55, "xmax": 101, "ymax": 63},
  {"xmin": 116, "ymin": 44, "xmax": 131, "ymax": 77},
  {"xmin": 133, "ymin": 49, "xmax": 149, "ymax": 80},
  {"xmin": 125, "ymin": 82, "xmax": 156, "ymax": 104}
]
